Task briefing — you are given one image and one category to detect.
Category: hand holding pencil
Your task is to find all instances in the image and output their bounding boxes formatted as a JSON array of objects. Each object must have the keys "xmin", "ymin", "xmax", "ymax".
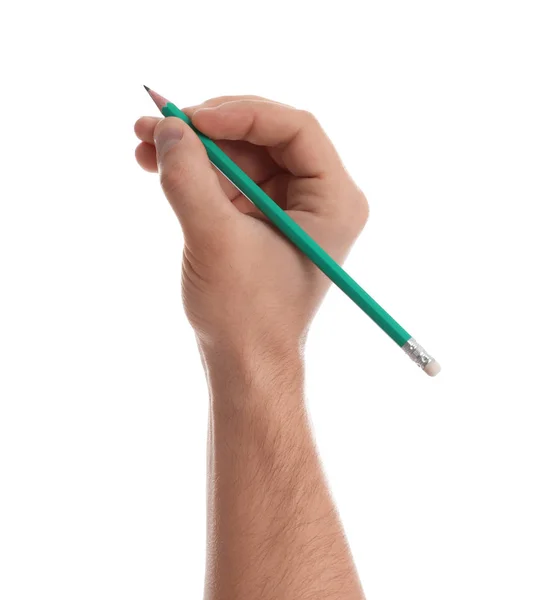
[{"xmin": 134, "ymin": 92, "xmax": 439, "ymax": 374}]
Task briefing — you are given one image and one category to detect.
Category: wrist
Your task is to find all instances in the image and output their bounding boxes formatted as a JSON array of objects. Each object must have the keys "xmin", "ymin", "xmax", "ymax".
[{"xmin": 200, "ymin": 340, "xmax": 305, "ymax": 405}]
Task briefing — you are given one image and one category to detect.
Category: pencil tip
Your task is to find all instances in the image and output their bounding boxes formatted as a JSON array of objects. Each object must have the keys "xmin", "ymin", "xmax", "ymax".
[{"xmin": 142, "ymin": 86, "xmax": 170, "ymax": 112}]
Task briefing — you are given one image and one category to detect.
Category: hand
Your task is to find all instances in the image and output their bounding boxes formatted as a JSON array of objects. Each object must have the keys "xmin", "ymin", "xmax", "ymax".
[{"xmin": 134, "ymin": 96, "xmax": 368, "ymax": 358}]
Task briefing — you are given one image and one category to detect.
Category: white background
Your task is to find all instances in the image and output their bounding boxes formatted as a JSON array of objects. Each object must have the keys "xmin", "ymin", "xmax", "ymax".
[{"xmin": 1, "ymin": 1, "xmax": 552, "ymax": 598}]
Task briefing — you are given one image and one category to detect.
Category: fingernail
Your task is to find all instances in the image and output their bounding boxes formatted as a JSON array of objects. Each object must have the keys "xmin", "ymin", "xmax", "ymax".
[{"xmin": 154, "ymin": 122, "xmax": 184, "ymax": 159}]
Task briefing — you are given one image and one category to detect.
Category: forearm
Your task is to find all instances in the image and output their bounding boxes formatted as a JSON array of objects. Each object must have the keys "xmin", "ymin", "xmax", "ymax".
[{"xmin": 202, "ymin": 345, "xmax": 365, "ymax": 600}]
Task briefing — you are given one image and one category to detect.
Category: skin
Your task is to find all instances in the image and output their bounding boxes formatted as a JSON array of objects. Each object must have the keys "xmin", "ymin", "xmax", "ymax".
[{"xmin": 134, "ymin": 96, "xmax": 368, "ymax": 599}]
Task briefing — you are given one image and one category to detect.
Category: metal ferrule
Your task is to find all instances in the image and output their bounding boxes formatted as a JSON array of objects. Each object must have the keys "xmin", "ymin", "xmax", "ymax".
[{"xmin": 402, "ymin": 338, "xmax": 435, "ymax": 370}]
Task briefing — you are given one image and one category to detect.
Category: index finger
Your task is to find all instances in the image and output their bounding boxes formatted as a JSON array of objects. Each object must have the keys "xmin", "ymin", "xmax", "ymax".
[{"xmin": 191, "ymin": 100, "xmax": 341, "ymax": 178}]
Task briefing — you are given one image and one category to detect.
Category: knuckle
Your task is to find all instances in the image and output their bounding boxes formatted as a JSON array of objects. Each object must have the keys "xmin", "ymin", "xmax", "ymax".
[
  {"xmin": 298, "ymin": 109, "xmax": 320, "ymax": 128},
  {"xmin": 159, "ymin": 164, "xmax": 186, "ymax": 196},
  {"xmin": 336, "ymin": 187, "xmax": 370, "ymax": 236},
  {"xmin": 355, "ymin": 189, "xmax": 370, "ymax": 225}
]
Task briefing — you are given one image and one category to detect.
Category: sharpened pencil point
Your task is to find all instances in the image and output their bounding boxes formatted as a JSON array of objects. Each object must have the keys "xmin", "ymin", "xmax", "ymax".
[{"xmin": 143, "ymin": 86, "xmax": 171, "ymax": 111}]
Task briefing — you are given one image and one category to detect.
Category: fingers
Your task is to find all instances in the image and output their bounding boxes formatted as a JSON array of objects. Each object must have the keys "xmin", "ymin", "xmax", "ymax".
[
  {"xmin": 135, "ymin": 97, "xmax": 368, "ymax": 227},
  {"xmin": 135, "ymin": 142, "xmax": 157, "ymax": 172},
  {"xmin": 188, "ymin": 95, "xmax": 292, "ymax": 112},
  {"xmin": 134, "ymin": 116, "xmax": 282, "ymax": 196},
  {"xmin": 134, "ymin": 97, "xmax": 284, "ymax": 144},
  {"xmin": 134, "ymin": 116, "xmax": 161, "ymax": 142},
  {"xmin": 134, "ymin": 117, "xmax": 161, "ymax": 171},
  {"xmin": 134, "ymin": 98, "xmax": 290, "ymax": 145},
  {"xmin": 154, "ymin": 117, "xmax": 238, "ymax": 244},
  {"xmin": 191, "ymin": 100, "xmax": 341, "ymax": 178}
]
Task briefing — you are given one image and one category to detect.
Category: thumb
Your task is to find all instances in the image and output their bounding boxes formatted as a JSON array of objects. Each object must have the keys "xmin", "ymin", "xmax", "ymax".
[{"xmin": 153, "ymin": 117, "xmax": 236, "ymax": 244}]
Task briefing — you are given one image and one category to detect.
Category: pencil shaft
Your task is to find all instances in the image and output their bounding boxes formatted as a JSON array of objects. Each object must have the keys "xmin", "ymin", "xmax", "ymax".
[{"xmin": 161, "ymin": 102, "xmax": 410, "ymax": 346}]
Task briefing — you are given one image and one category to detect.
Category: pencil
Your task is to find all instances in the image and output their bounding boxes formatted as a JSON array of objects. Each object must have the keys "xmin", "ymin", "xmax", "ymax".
[{"xmin": 144, "ymin": 86, "xmax": 440, "ymax": 376}]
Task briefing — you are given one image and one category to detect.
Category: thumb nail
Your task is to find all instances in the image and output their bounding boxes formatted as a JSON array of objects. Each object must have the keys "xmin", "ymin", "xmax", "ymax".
[{"xmin": 154, "ymin": 122, "xmax": 184, "ymax": 159}]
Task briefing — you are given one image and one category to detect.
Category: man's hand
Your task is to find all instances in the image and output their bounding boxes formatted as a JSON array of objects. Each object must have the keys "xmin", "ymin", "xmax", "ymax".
[
  {"xmin": 134, "ymin": 96, "xmax": 367, "ymax": 599},
  {"xmin": 134, "ymin": 96, "xmax": 368, "ymax": 357}
]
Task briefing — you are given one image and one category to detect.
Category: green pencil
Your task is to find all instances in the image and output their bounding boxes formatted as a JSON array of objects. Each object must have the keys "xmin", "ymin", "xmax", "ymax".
[{"xmin": 144, "ymin": 86, "xmax": 440, "ymax": 376}]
